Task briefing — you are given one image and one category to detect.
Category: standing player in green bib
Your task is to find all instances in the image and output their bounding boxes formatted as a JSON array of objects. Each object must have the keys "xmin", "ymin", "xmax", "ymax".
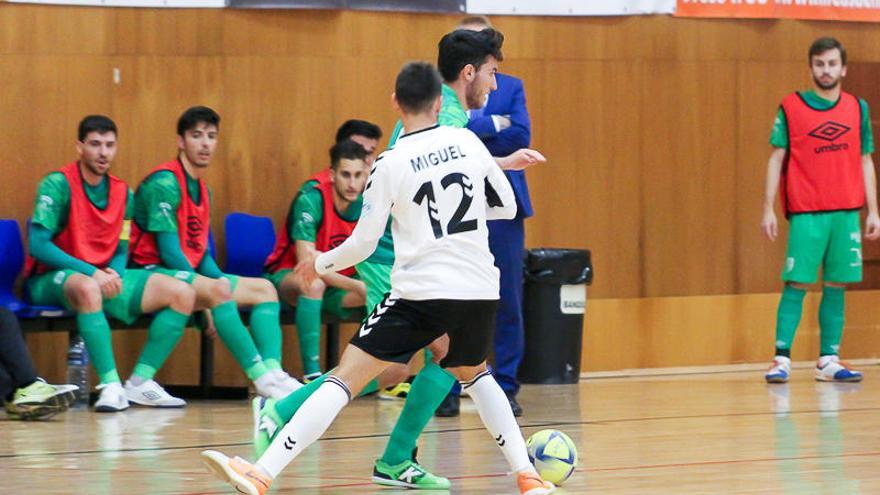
[
  {"xmin": 762, "ymin": 37, "xmax": 880, "ymax": 383},
  {"xmin": 130, "ymin": 106, "xmax": 300, "ymax": 400},
  {"xmin": 249, "ymin": 28, "xmax": 544, "ymax": 491},
  {"xmin": 25, "ymin": 115, "xmax": 197, "ymax": 412}
]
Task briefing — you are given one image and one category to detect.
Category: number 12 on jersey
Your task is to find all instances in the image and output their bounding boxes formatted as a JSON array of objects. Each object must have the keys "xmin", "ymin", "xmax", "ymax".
[{"xmin": 412, "ymin": 172, "xmax": 478, "ymax": 239}]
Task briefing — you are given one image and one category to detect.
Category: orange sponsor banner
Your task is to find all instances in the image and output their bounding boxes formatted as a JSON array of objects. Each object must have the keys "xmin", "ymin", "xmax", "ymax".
[{"xmin": 676, "ymin": 0, "xmax": 880, "ymax": 23}]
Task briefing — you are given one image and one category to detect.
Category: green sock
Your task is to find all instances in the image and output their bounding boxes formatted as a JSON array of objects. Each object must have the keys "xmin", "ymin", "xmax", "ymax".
[
  {"xmin": 251, "ymin": 302, "xmax": 282, "ymax": 367},
  {"xmin": 211, "ymin": 301, "xmax": 268, "ymax": 380},
  {"xmin": 133, "ymin": 308, "xmax": 188, "ymax": 381},
  {"xmin": 360, "ymin": 378, "xmax": 380, "ymax": 396},
  {"xmin": 77, "ymin": 311, "xmax": 120, "ymax": 384},
  {"xmin": 381, "ymin": 362, "xmax": 456, "ymax": 465},
  {"xmin": 774, "ymin": 285, "xmax": 806, "ymax": 355},
  {"xmin": 276, "ymin": 372, "xmax": 329, "ymax": 422},
  {"xmin": 295, "ymin": 297, "xmax": 323, "ymax": 376},
  {"xmin": 819, "ymin": 286, "xmax": 845, "ymax": 356}
]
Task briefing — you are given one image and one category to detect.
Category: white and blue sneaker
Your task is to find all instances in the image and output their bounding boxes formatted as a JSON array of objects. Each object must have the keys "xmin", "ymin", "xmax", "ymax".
[
  {"xmin": 815, "ymin": 355, "xmax": 862, "ymax": 382},
  {"xmin": 765, "ymin": 356, "xmax": 791, "ymax": 383}
]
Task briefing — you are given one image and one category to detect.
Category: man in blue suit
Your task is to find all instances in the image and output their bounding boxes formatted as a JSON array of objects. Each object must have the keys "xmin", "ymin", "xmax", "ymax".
[{"xmin": 436, "ymin": 15, "xmax": 533, "ymax": 417}]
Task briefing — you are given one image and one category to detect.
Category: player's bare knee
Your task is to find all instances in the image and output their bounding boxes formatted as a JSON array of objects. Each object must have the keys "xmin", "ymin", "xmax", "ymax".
[
  {"xmin": 303, "ymin": 278, "xmax": 326, "ymax": 299},
  {"xmin": 68, "ymin": 277, "xmax": 103, "ymax": 311},
  {"xmin": 169, "ymin": 281, "xmax": 197, "ymax": 314},
  {"xmin": 207, "ymin": 278, "xmax": 233, "ymax": 306},
  {"xmin": 253, "ymin": 278, "xmax": 278, "ymax": 302},
  {"xmin": 786, "ymin": 282, "xmax": 809, "ymax": 291}
]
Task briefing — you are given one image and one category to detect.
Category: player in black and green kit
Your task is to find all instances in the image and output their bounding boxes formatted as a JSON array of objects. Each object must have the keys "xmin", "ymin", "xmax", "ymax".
[
  {"xmin": 130, "ymin": 106, "xmax": 301, "ymax": 400},
  {"xmin": 762, "ymin": 38, "xmax": 880, "ymax": 383},
  {"xmin": 250, "ymin": 29, "xmax": 544, "ymax": 490},
  {"xmin": 26, "ymin": 115, "xmax": 197, "ymax": 412}
]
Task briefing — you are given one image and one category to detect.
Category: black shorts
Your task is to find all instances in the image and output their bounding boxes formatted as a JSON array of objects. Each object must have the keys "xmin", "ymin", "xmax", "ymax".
[{"xmin": 349, "ymin": 295, "xmax": 499, "ymax": 368}]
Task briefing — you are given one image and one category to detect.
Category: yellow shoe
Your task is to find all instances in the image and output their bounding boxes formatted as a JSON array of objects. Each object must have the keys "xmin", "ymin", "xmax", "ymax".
[
  {"xmin": 200, "ymin": 450, "xmax": 272, "ymax": 495},
  {"xmin": 517, "ymin": 470, "xmax": 555, "ymax": 495},
  {"xmin": 378, "ymin": 382, "xmax": 411, "ymax": 400}
]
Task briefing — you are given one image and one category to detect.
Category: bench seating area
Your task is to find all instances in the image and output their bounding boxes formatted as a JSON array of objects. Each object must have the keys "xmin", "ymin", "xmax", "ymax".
[{"xmin": 0, "ymin": 216, "xmax": 365, "ymax": 398}]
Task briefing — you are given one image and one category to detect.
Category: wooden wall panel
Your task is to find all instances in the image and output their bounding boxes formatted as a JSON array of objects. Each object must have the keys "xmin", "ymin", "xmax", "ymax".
[{"xmin": 5, "ymin": 8, "xmax": 880, "ymax": 374}]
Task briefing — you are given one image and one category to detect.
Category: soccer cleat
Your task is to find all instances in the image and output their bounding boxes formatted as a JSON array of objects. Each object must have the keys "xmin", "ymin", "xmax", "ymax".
[
  {"xmin": 435, "ymin": 393, "xmax": 460, "ymax": 417},
  {"xmin": 815, "ymin": 355, "xmax": 862, "ymax": 382},
  {"xmin": 124, "ymin": 379, "xmax": 186, "ymax": 408},
  {"xmin": 13, "ymin": 378, "xmax": 77, "ymax": 409},
  {"xmin": 252, "ymin": 396, "xmax": 283, "ymax": 458},
  {"xmin": 378, "ymin": 382, "xmax": 411, "ymax": 400},
  {"xmin": 272, "ymin": 369, "xmax": 303, "ymax": 395},
  {"xmin": 372, "ymin": 458, "xmax": 451, "ymax": 490},
  {"xmin": 516, "ymin": 470, "xmax": 555, "ymax": 495},
  {"xmin": 95, "ymin": 382, "xmax": 130, "ymax": 412},
  {"xmin": 5, "ymin": 380, "xmax": 74, "ymax": 420},
  {"xmin": 201, "ymin": 450, "xmax": 271, "ymax": 495},
  {"xmin": 765, "ymin": 356, "xmax": 791, "ymax": 383}
]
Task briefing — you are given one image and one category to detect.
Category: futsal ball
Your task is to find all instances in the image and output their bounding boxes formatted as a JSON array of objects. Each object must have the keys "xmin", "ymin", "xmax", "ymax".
[{"xmin": 526, "ymin": 429, "xmax": 578, "ymax": 486}]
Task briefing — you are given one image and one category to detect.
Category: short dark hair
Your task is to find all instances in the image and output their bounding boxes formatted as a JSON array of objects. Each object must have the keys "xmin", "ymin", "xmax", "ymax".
[
  {"xmin": 78, "ymin": 115, "xmax": 117, "ymax": 141},
  {"xmin": 329, "ymin": 139, "xmax": 367, "ymax": 170},
  {"xmin": 437, "ymin": 28, "xmax": 504, "ymax": 83},
  {"xmin": 394, "ymin": 62, "xmax": 443, "ymax": 114},
  {"xmin": 335, "ymin": 120, "xmax": 382, "ymax": 144},
  {"xmin": 177, "ymin": 106, "xmax": 220, "ymax": 137},
  {"xmin": 809, "ymin": 37, "xmax": 847, "ymax": 66}
]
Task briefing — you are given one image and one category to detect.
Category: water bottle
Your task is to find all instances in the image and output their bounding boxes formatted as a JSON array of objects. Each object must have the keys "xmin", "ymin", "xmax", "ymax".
[{"xmin": 66, "ymin": 336, "xmax": 90, "ymax": 407}]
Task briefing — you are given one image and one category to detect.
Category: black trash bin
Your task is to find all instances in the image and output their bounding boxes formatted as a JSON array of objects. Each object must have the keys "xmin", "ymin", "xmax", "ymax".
[{"xmin": 518, "ymin": 248, "xmax": 592, "ymax": 384}]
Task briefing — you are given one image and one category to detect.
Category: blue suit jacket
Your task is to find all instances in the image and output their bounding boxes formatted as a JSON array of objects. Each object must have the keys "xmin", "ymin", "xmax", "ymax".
[{"xmin": 468, "ymin": 73, "xmax": 534, "ymax": 218}]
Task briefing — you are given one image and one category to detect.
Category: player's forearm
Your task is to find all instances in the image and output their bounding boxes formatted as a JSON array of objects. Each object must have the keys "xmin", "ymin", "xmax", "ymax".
[
  {"xmin": 107, "ymin": 240, "xmax": 128, "ymax": 277},
  {"xmin": 863, "ymin": 155, "xmax": 879, "ymax": 216},
  {"xmin": 27, "ymin": 224, "xmax": 97, "ymax": 276},
  {"xmin": 197, "ymin": 253, "xmax": 225, "ymax": 279},
  {"xmin": 763, "ymin": 149, "xmax": 785, "ymax": 211},
  {"xmin": 157, "ymin": 231, "xmax": 195, "ymax": 272}
]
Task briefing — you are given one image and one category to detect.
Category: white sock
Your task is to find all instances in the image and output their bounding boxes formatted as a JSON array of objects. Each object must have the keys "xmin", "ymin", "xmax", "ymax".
[
  {"xmin": 256, "ymin": 376, "xmax": 351, "ymax": 478},
  {"xmin": 463, "ymin": 371, "xmax": 534, "ymax": 474}
]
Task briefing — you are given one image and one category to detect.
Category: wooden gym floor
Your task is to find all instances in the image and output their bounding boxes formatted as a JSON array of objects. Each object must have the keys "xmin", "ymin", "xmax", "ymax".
[{"xmin": 3, "ymin": 365, "xmax": 879, "ymax": 494}]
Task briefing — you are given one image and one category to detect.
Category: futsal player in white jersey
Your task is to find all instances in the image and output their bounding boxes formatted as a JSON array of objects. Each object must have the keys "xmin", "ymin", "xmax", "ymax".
[{"xmin": 200, "ymin": 62, "xmax": 555, "ymax": 495}]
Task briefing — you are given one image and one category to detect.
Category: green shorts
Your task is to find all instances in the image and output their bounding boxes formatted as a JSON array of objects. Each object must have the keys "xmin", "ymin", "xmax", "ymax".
[
  {"xmin": 783, "ymin": 210, "xmax": 863, "ymax": 284},
  {"xmin": 355, "ymin": 260, "xmax": 392, "ymax": 314},
  {"xmin": 264, "ymin": 268, "xmax": 358, "ymax": 318},
  {"xmin": 140, "ymin": 266, "xmax": 240, "ymax": 292},
  {"xmin": 26, "ymin": 269, "xmax": 153, "ymax": 325}
]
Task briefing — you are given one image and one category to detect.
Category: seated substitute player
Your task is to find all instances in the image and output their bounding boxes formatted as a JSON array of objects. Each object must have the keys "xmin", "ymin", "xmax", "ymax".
[
  {"xmin": 264, "ymin": 140, "xmax": 370, "ymax": 382},
  {"xmin": 1, "ymin": 306, "xmax": 78, "ymax": 420},
  {"xmin": 129, "ymin": 106, "xmax": 299, "ymax": 399},
  {"xmin": 264, "ymin": 137, "xmax": 410, "ymax": 393},
  {"xmin": 200, "ymin": 62, "xmax": 555, "ymax": 495},
  {"xmin": 25, "ymin": 115, "xmax": 197, "ymax": 412}
]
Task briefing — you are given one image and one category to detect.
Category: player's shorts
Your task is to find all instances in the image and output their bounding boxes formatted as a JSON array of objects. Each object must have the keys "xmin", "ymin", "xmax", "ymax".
[
  {"xmin": 26, "ymin": 268, "xmax": 153, "ymax": 325},
  {"xmin": 783, "ymin": 210, "xmax": 862, "ymax": 284},
  {"xmin": 349, "ymin": 295, "xmax": 499, "ymax": 368},
  {"xmin": 139, "ymin": 265, "xmax": 240, "ymax": 292},
  {"xmin": 355, "ymin": 260, "xmax": 392, "ymax": 314},
  {"xmin": 265, "ymin": 268, "xmax": 359, "ymax": 318}
]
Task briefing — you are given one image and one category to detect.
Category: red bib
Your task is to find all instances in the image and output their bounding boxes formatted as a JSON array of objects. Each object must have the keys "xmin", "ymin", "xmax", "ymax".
[
  {"xmin": 780, "ymin": 91, "xmax": 864, "ymax": 215},
  {"xmin": 265, "ymin": 169, "xmax": 358, "ymax": 276},
  {"xmin": 26, "ymin": 162, "xmax": 128, "ymax": 275},
  {"xmin": 130, "ymin": 159, "xmax": 210, "ymax": 267}
]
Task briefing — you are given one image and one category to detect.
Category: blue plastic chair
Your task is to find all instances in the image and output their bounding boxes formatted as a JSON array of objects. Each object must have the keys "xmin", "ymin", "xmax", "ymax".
[
  {"xmin": 224, "ymin": 213, "xmax": 276, "ymax": 277},
  {"xmin": 0, "ymin": 219, "xmax": 70, "ymax": 318}
]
